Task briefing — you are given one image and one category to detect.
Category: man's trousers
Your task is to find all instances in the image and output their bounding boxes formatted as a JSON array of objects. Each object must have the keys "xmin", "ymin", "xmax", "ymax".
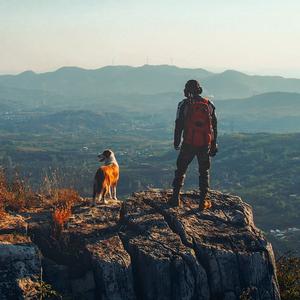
[{"xmin": 172, "ymin": 143, "xmax": 210, "ymax": 194}]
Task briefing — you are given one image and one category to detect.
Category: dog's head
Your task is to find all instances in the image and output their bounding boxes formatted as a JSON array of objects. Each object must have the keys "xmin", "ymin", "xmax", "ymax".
[{"xmin": 97, "ymin": 149, "xmax": 115, "ymax": 163}]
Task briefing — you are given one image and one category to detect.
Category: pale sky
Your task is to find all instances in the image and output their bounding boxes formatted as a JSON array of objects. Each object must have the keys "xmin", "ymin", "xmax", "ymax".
[{"xmin": 1, "ymin": 0, "xmax": 300, "ymax": 77}]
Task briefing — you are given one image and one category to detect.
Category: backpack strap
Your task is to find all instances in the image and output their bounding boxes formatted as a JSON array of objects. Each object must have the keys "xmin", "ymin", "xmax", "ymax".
[{"xmin": 183, "ymin": 96, "xmax": 194, "ymax": 124}]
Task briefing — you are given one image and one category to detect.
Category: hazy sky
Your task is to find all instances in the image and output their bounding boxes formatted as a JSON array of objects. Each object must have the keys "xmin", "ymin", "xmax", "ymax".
[{"xmin": 1, "ymin": 0, "xmax": 300, "ymax": 77}]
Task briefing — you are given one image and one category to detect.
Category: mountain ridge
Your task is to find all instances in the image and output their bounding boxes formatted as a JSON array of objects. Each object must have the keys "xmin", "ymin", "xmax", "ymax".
[{"xmin": 1, "ymin": 65, "xmax": 300, "ymax": 99}]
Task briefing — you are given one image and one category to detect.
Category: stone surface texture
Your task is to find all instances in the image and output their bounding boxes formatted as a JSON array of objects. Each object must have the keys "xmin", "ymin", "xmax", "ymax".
[{"xmin": 0, "ymin": 214, "xmax": 41, "ymax": 300}]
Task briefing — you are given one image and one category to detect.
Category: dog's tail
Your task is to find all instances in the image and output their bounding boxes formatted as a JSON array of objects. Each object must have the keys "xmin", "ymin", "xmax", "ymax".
[{"xmin": 93, "ymin": 168, "xmax": 105, "ymax": 200}]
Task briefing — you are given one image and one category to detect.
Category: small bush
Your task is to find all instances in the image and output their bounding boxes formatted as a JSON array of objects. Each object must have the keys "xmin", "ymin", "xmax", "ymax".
[
  {"xmin": 0, "ymin": 168, "xmax": 16, "ymax": 213},
  {"xmin": 35, "ymin": 278, "xmax": 61, "ymax": 300},
  {"xmin": 51, "ymin": 188, "xmax": 81, "ymax": 238},
  {"xmin": 277, "ymin": 255, "xmax": 300, "ymax": 300},
  {"xmin": 19, "ymin": 275, "xmax": 61, "ymax": 300},
  {"xmin": 53, "ymin": 188, "xmax": 81, "ymax": 208},
  {"xmin": 0, "ymin": 168, "xmax": 40, "ymax": 212},
  {"xmin": 52, "ymin": 205, "xmax": 72, "ymax": 231},
  {"xmin": 9, "ymin": 172, "xmax": 37, "ymax": 211}
]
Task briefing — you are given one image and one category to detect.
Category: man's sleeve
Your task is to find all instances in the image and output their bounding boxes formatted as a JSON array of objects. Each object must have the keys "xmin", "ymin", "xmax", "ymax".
[
  {"xmin": 209, "ymin": 101, "xmax": 218, "ymax": 143},
  {"xmin": 174, "ymin": 100, "xmax": 185, "ymax": 147}
]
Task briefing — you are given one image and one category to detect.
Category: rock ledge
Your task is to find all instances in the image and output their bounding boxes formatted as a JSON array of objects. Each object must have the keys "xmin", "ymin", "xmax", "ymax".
[{"xmin": 0, "ymin": 190, "xmax": 281, "ymax": 300}]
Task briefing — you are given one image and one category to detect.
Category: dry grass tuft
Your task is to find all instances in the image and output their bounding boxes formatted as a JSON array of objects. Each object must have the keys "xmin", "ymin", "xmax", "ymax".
[
  {"xmin": 52, "ymin": 206, "xmax": 72, "ymax": 227},
  {"xmin": 0, "ymin": 169, "xmax": 82, "ymax": 236},
  {"xmin": 51, "ymin": 188, "xmax": 81, "ymax": 238},
  {"xmin": 0, "ymin": 168, "xmax": 41, "ymax": 213},
  {"xmin": 0, "ymin": 167, "xmax": 84, "ymax": 243}
]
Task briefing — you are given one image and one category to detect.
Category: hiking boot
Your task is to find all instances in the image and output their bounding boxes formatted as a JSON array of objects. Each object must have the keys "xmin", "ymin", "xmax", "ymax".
[
  {"xmin": 198, "ymin": 192, "xmax": 206, "ymax": 211},
  {"xmin": 168, "ymin": 188, "xmax": 181, "ymax": 207},
  {"xmin": 199, "ymin": 192, "xmax": 212, "ymax": 211}
]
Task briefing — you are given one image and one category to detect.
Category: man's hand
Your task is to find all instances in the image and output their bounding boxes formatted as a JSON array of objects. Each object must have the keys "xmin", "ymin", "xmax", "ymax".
[
  {"xmin": 209, "ymin": 143, "xmax": 218, "ymax": 157},
  {"xmin": 174, "ymin": 144, "xmax": 181, "ymax": 151}
]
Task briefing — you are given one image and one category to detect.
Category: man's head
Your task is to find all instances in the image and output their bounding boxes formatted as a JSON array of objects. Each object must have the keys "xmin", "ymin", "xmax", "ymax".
[{"xmin": 184, "ymin": 80, "xmax": 202, "ymax": 97}]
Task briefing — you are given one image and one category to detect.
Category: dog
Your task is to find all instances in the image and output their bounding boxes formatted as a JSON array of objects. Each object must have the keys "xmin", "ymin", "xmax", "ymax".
[{"xmin": 93, "ymin": 149, "xmax": 119, "ymax": 205}]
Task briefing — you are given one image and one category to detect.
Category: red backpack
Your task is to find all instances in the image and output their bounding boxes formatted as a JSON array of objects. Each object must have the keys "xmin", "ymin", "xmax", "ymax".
[{"xmin": 183, "ymin": 98, "xmax": 213, "ymax": 147}]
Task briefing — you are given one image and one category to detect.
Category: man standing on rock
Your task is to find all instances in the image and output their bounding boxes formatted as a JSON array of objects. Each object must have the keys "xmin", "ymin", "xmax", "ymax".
[{"xmin": 169, "ymin": 80, "xmax": 218, "ymax": 210}]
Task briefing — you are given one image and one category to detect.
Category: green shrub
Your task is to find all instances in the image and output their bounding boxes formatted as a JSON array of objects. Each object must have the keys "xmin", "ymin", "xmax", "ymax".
[{"xmin": 277, "ymin": 255, "xmax": 300, "ymax": 300}]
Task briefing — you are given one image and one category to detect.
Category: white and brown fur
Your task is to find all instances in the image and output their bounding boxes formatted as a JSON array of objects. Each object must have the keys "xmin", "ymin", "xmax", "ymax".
[{"xmin": 93, "ymin": 149, "xmax": 119, "ymax": 205}]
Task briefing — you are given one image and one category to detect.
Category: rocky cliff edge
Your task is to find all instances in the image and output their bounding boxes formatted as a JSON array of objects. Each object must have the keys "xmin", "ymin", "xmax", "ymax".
[{"xmin": 0, "ymin": 189, "xmax": 280, "ymax": 300}]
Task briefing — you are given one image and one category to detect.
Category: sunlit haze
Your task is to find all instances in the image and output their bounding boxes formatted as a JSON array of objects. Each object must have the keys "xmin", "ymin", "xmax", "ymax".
[{"xmin": 1, "ymin": 0, "xmax": 300, "ymax": 77}]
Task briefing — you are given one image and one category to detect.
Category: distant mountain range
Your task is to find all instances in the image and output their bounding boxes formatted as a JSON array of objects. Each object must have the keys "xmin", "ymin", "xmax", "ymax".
[
  {"xmin": 1, "ymin": 65, "xmax": 300, "ymax": 99},
  {"xmin": 0, "ymin": 65, "xmax": 300, "ymax": 133}
]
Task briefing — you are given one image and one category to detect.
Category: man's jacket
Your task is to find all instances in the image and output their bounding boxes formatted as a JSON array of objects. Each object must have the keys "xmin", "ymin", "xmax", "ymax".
[{"xmin": 174, "ymin": 95, "xmax": 218, "ymax": 148}]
